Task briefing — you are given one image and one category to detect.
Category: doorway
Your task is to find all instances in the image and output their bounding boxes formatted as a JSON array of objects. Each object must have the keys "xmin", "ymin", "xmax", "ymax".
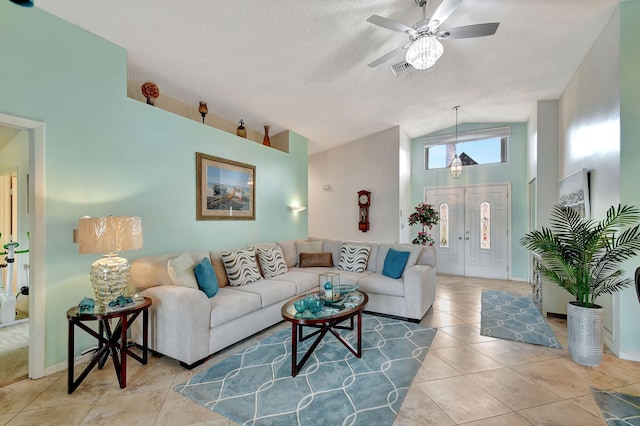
[
  {"xmin": 425, "ymin": 184, "xmax": 510, "ymax": 279},
  {"xmin": 0, "ymin": 113, "xmax": 45, "ymax": 380}
]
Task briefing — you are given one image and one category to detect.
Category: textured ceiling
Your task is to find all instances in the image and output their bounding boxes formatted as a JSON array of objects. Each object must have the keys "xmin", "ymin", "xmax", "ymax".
[{"xmin": 33, "ymin": 0, "xmax": 618, "ymax": 155}]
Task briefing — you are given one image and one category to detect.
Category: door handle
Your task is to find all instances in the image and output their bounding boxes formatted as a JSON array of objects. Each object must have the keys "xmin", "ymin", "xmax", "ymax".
[
  {"xmin": 459, "ymin": 237, "xmax": 463, "ymax": 240},
  {"xmin": 465, "ymin": 237, "xmax": 470, "ymax": 240}
]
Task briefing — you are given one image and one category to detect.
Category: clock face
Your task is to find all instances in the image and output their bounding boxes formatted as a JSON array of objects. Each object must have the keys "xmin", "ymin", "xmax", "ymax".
[{"xmin": 359, "ymin": 194, "xmax": 369, "ymax": 204}]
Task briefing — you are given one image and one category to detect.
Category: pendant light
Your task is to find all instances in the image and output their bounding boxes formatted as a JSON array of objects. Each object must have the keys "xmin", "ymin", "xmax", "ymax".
[{"xmin": 449, "ymin": 106, "xmax": 463, "ymax": 179}]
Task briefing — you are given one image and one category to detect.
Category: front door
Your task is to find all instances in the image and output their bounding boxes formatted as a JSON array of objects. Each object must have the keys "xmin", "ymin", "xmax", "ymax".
[{"xmin": 426, "ymin": 184, "xmax": 509, "ymax": 279}]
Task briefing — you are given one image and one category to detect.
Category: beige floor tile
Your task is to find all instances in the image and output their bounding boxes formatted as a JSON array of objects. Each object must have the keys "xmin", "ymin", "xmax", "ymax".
[
  {"xmin": 412, "ymin": 353, "xmax": 461, "ymax": 383},
  {"xmin": 439, "ymin": 325, "xmax": 495, "ymax": 344},
  {"xmin": 427, "ymin": 330, "xmax": 464, "ymax": 349},
  {"xmin": 445, "ymin": 309, "xmax": 482, "ymax": 324},
  {"xmin": 421, "ymin": 311, "xmax": 470, "ymax": 328},
  {"xmin": 393, "ymin": 385, "xmax": 455, "ymax": 426},
  {"xmin": 469, "ymin": 339, "xmax": 563, "ymax": 366},
  {"xmin": 0, "ymin": 375, "xmax": 59, "ymax": 415},
  {"xmin": 418, "ymin": 376, "xmax": 511, "ymax": 424},
  {"xmin": 466, "ymin": 367, "xmax": 563, "ymax": 410},
  {"xmin": 26, "ymin": 363, "xmax": 115, "ymax": 410},
  {"xmin": 81, "ymin": 388, "xmax": 168, "ymax": 425},
  {"xmin": 612, "ymin": 382, "xmax": 640, "ymax": 396},
  {"xmin": 518, "ymin": 399, "xmax": 606, "ymax": 425},
  {"xmin": 155, "ymin": 387, "xmax": 228, "ymax": 426},
  {"xmin": 514, "ymin": 357, "xmax": 640, "ymax": 399},
  {"xmin": 430, "ymin": 345, "xmax": 504, "ymax": 375},
  {"xmin": 6, "ymin": 402, "xmax": 93, "ymax": 426},
  {"xmin": 570, "ymin": 393, "xmax": 604, "ymax": 418},
  {"xmin": 460, "ymin": 412, "xmax": 533, "ymax": 426}
]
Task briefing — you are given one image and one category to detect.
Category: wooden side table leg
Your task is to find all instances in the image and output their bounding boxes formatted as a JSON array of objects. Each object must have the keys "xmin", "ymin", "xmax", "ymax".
[
  {"xmin": 356, "ymin": 311, "xmax": 362, "ymax": 358},
  {"xmin": 68, "ymin": 319, "xmax": 75, "ymax": 394},
  {"xmin": 142, "ymin": 307, "xmax": 148, "ymax": 364},
  {"xmin": 291, "ymin": 323, "xmax": 298, "ymax": 377},
  {"xmin": 119, "ymin": 314, "xmax": 128, "ymax": 388}
]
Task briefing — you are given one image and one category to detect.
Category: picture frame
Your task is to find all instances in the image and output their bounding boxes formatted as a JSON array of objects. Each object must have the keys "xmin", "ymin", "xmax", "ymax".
[
  {"xmin": 559, "ymin": 168, "xmax": 590, "ymax": 219},
  {"xmin": 196, "ymin": 152, "xmax": 255, "ymax": 220}
]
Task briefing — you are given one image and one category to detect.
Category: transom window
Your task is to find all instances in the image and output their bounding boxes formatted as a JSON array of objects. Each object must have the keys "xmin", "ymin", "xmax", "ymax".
[{"xmin": 423, "ymin": 126, "xmax": 510, "ymax": 170}]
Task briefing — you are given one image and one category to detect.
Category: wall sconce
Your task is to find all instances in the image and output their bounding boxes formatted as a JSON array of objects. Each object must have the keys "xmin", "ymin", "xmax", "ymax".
[
  {"xmin": 288, "ymin": 205, "xmax": 307, "ymax": 213},
  {"xmin": 198, "ymin": 101, "xmax": 208, "ymax": 124}
]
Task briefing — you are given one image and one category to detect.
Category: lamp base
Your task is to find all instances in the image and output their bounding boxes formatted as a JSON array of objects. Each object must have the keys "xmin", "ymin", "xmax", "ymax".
[{"xmin": 89, "ymin": 255, "xmax": 130, "ymax": 305}]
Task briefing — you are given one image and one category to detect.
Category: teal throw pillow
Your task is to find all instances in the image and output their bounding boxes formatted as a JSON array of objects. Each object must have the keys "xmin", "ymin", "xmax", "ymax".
[
  {"xmin": 195, "ymin": 257, "xmax": 219, "ymax": 297},
  {"xmin": 382, "ymin": 248, "xmax": 411, "ymax": 279}
]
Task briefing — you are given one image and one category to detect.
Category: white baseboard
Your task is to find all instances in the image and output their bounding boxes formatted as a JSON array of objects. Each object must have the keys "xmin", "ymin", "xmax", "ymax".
[{"xmin": 44, "ymin": 348, "xmax": 98, "ymax": 376}]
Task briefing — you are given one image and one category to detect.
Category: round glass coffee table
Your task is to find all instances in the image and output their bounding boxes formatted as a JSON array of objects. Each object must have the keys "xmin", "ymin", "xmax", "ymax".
[{"xmin": 281, "ymin": 290, "xmax": 368, "ymax": 376}]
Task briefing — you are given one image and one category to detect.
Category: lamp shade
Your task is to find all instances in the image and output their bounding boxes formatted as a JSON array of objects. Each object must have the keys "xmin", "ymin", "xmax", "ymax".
[
  {"xmin": 78, "ymin": 216, "xmax": 143, "ymax": 255},
  {"xmin": 406, "ymin": 36, "xmax": 444, "ymax": 70}
]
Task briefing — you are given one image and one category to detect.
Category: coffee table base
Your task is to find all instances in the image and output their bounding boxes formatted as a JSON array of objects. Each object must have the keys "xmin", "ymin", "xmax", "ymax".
[{"xmin": 290, "ymin": 311, "xmax": 362, "ymax": 377}]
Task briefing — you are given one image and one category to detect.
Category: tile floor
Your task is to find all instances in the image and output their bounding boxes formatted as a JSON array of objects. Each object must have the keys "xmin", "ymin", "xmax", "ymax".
[{"xmin": 2, "ymin": 275, "xmax": 640, "ymax": 425}]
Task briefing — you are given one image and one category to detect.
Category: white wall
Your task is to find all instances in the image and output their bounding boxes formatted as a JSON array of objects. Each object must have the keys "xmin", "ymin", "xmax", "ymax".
[
  {"xmin": 309, "ymin": 126, "xmax": 401, "ymax": 242},
  {"xmin": 557, "ymin": 7, "xmax": 620, "ymax": 350},
  {"xmin": 399, "ymin": 129, "xmax": 412, "ymax": 243}
]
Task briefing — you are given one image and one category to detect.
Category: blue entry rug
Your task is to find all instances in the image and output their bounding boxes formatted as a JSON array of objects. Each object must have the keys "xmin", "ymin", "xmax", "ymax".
[
  {"xmin": 480, "ymin": 289, "xmax": 562, "ymax": 349},
  {"xmin": 175, "ymin": 314, "xmax": 436, "ymax": 426},
  {"xmin": 592, "ymin": 388, "xmax": 640, "ymax": 425}
]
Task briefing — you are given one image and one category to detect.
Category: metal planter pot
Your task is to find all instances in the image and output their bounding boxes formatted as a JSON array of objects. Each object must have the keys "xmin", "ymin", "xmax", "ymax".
[{"xmin": 567, "ymin": 301, "xmax": 604, "ymax": 367}]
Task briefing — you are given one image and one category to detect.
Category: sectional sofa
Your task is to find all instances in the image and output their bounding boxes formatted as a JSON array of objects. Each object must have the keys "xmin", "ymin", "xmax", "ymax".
[{"xmin": 129, "ymin": 238, "xmax": 437, "ymax": 368}]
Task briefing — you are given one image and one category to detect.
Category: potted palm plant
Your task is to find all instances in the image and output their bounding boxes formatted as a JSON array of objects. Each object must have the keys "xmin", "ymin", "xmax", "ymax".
[{"xmin": 520, "ymin": 204, "xmax": 640, "ymax": 366}]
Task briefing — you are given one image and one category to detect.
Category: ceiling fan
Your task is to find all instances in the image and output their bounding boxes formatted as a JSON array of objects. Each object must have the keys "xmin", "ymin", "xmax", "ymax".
[{"xmin": 367, "ymin": 0, "xmax": 499, "ymax": 70}]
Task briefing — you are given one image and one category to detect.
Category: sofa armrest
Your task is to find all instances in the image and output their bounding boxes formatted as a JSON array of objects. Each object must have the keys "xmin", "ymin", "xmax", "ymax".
[
  {"xmin": 402, "ymin": 264, "xmax": 436, "ymax": 319},
  {"xmin": 130, "ymin": 285, "xmax": 210, "ymax": 366}
]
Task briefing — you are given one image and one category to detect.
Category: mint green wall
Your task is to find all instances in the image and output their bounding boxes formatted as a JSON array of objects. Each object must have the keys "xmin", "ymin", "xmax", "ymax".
[
  {"xmin": 411, "ymin": 123, "xmax": 529, "ymax": 280},
  {"xmin": 1, "ymin": 4, "xmax": 308, "ymax": 368},
  {"xmin": 619, "ymin": 0, "xmax": 640, "ymax": 358}
]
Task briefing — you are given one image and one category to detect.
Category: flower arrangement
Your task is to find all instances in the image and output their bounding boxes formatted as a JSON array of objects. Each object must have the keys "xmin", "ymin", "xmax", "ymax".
[{"xmin": 408, "ymin": 202, "xmax": 439, "ymax": 246}]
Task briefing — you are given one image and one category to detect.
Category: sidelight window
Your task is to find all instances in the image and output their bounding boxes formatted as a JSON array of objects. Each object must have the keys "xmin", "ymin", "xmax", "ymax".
[
  {"xmin": 439, "ymin": 203, "xmax": 449, "ymax": 248},
  {"xmin": 480, "ymin": 201, "xmax": 491, "ymax": 249}
]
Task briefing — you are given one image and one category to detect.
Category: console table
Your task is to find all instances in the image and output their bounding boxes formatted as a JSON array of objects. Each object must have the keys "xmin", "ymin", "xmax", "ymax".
[{"xmin": 67, "ymin": 297, "xmax": 151, "ymax": 393}]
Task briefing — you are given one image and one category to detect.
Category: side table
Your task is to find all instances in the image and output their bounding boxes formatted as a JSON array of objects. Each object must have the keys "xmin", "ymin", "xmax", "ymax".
[{"xmin": 67, "ymin": 297, "xmax": 152, "ymax": 393}]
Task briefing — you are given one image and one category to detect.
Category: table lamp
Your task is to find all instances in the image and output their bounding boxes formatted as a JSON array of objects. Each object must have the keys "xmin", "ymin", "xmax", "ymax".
[{"xmin": 77, "ymin": 216, "xmax": 143, "ymax": 305}]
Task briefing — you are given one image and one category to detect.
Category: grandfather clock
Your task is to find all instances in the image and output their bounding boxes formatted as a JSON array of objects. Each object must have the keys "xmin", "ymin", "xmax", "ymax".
[{"xmin": 358, "ymin": 190, "xmax": 371, "ymax": 232}]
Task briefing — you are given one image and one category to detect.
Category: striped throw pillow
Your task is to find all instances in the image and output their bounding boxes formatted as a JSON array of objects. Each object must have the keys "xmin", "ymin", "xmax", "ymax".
[
  {"xmin": 256, "ymin": 246, "xmax": 288, "ymax": 278},
  {"xmin": 221, "ymin": 247, "xmax": 262, "ymax": 286},
  {"xmin": 337, "ymin": 244, "xmax": 371, "ymax": 273}
]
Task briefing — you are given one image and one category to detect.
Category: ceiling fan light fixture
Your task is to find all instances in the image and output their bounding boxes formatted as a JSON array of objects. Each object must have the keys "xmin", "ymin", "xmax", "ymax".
[{"xmin": 405, "ymin": 36, "xmax": 443, "ymax": 70}]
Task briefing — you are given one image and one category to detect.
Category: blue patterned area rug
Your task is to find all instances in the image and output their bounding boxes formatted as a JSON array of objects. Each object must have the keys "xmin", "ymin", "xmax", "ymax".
[
  {"xmin": 480, "ymin": 289, "xmax": 562, "ymax": 349},
  {"xmin": 175, "ymin": 314, "xmax": 436, "ymax": 426},
  {"xmin": 592, "ymin": 388, "xmax": 640, "ymax": 425}
]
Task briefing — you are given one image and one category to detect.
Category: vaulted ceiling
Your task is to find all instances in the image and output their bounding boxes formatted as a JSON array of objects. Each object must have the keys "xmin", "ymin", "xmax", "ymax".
[{"xmin": 32, "ymin": 0, "xmax": 619, "ymax": 155}]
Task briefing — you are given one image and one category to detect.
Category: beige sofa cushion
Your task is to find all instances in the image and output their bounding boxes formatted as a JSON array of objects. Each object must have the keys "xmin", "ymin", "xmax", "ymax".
[
  {"xmin": 231, "ymin": 279, "xmax": 297, "ymax": 308},
  {"xmin": 167, "ymin": 253, "xmax": 198, "ymax": 289},
  {"xmin": 130, "ymin": 251, "xmax": 209, "ymax": 292},
  {"xmin": 209, "ymin": 287, "xmax": 262, "ymax": 327},
  {"xmin": 358, "ymin": 273, "xmax": 405, "ymax": 297}
]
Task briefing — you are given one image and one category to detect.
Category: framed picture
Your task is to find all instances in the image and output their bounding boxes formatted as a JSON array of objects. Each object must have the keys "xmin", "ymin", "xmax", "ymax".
[
  {"xmin": 196, "ymin": 152, "xmax": 255, "ymax": 220},
  {"xmin": 559, "ymin": 168, "xmax": 590, "ymax": 219}
]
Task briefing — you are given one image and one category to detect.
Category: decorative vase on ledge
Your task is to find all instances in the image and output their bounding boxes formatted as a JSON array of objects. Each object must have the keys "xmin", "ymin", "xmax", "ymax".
[
  {"xmin": 237, "ymin": 119, "xmax": 247, "ymax": 138},
  {"xmin": 263, "ymin": 125, "xmax": 271, "ymax": 147}
]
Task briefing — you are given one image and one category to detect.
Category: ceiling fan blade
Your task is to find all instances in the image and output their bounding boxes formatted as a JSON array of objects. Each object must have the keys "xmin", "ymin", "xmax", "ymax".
[
  {"xmin": 429, "ymin": 0, "xmax": 463, "ymax": 28},
  {"xmin": 367, "ymin": 42, "xmax": 412, "ymax": 68},
  {"xmin": 367, "ymin": 15, "xmax": 417, "ymax": 35},
  {"xmin": 439, "ymin": 22, "xmax": 499, "ymax": 39}
]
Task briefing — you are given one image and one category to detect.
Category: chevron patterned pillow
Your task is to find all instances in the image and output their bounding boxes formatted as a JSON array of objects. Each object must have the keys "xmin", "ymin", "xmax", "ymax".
[
  {"xmin": 337, "ymin": 244, "xmax": 371, "ymax": 273},
  {"xmin": 221, "ymin": 247, "xmax": 262, "ymax": 286},
  {"xmin": 256, "ymin": 246, "xmax": 288, "ymax": 278}
]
